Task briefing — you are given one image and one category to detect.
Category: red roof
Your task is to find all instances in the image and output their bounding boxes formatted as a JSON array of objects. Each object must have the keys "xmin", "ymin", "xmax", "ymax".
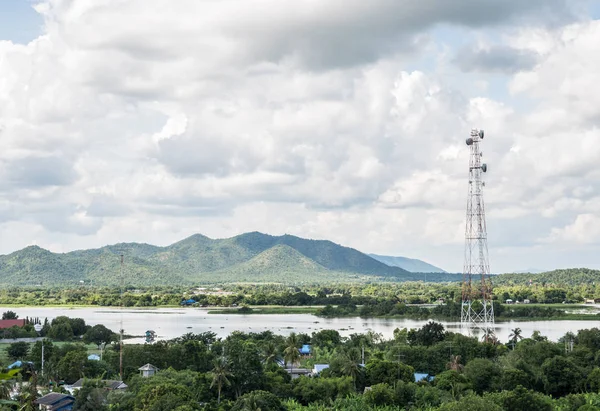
[{"xmin": 0, "ymin": 319, "xmax": 26, "ymax": 329}]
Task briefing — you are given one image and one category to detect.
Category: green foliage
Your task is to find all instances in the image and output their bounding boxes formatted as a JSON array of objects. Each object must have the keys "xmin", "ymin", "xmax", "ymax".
[
  {"xmin": 73, "ymin": 379, "xmax": 108, "ymax": 411},
  {"xmin": 1, "ymin": 311, "xmax": 18, "ymax": 320},
  {"xmin": 231, "ymin": 390, "xmax": 285, "ymax": 411},
  {"xmin": 7, "ymin": 342, "xmax": 29, "ymax": 361},
  {"xmin": 364, "ymin": 383, "xmax": 394, "ymax": 406},
  {"xmin": 463, "ymin": 358, "xmax": 501, "ymax": 394},
  {"xmin": 486, "ymin": 385, "xmax": 554, "ymax": 411},
  {"xmin": 407, "ymin": 321, "xmax": 446, "ymax": 346},
  {"xmin": 83, "ymin": 324, "xmax": 116, "ymax": 346},
  {"xmin": 541, "ymin": 356, "xmax": 585, "ymax": 397},
  {"xmin": 292, "ymin": 376, "xmax": 354, "ymax": 405},
  {"xmin": 438, "ymin": 393, "xmax": 502, "ymax": 411},
  {"xmin": 0, "ymin": 232, "xmax": 470, "ymax": 287},
  {"xmin": 365, "ymin": 359, "xmax": 414, "ymax": 386}
]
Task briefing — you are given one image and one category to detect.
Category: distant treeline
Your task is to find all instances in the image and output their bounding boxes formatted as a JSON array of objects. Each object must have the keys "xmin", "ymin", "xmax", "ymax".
[{"xmin": 2, "ymin": 270, "xmax": 600, "ymax": 310}]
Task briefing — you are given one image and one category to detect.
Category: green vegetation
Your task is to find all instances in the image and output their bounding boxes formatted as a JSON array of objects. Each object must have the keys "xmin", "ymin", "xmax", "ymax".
[
  {"xmin": 3, "ymin": 312, "xmax": 600, "ymax": 410},
  {"xmin": 0, "ymin": 232, "xmax": 465, "ymax": 287}
]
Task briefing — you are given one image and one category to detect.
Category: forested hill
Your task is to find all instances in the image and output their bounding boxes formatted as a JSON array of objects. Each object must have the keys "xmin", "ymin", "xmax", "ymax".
[
  {"xmin": 494, "ymin": 268, "xmax": 600, "ymax": 286},
  {"xmin": 0, "ymin": 232, "xmax": 462, "ymax": 287}
]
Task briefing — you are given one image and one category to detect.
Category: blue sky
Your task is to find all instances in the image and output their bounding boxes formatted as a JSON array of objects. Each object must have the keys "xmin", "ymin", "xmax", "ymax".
[{"xmin": 0, "ymin": 0, "xmax": 42, "ymax": 44}]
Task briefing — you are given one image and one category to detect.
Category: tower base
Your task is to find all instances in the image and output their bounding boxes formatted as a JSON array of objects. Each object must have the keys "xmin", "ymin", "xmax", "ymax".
[{"xmin": 460, "ymin": 300, "xmax": 495, "ymax": 338}]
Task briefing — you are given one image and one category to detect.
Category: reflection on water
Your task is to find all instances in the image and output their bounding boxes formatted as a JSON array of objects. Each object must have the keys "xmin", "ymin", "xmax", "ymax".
[{"xmin": 2, "ymin": 306, "xmax": 596, "ymax": 343}]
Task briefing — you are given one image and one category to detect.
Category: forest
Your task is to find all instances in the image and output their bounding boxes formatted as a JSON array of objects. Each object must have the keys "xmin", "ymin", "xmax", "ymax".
[{"xmin": 2, "ymin": 309, "xmax": 600, "ymax": 410}]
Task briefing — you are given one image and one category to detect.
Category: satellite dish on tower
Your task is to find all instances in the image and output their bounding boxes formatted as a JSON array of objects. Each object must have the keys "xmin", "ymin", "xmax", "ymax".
[
  {"xmin": 466, "ymin": 138, "xmax": 474, "ymax": 145},
  {"xmin": 479, "ymin": 130, "xmax": 484, "ymax": 139},
  {"xmin": 482, "ymin": 163, "xmax": 488, "ymax": 173}
]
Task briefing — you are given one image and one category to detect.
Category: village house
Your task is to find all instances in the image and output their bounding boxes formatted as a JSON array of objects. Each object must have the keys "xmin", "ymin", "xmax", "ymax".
[
  {"xmin": 0, "ymin": 319, "xmax": 26, "ymax": 329},
  {"xmin": 34, "ymin": 393, "xmax": 75, "ymax": 411}
]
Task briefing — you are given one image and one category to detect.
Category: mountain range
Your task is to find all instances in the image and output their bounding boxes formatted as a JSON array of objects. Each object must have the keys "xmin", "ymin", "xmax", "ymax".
[
  {"xmin": 0, "ymin": 232, "xmax": 460, "ymax": 287},
  {"xmin": 368, "ymin": 254, "xmax": 446, "ymax": 273}
]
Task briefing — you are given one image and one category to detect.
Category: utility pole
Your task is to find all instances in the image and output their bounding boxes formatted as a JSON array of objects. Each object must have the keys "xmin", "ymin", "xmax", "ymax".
[{"xmin": 461, "ymin": 128, "xmax": 494, "ymax": 337}]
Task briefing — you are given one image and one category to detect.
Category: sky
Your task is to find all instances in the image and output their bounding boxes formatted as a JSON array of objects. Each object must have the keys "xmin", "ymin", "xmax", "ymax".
[{"xmin": 0, "ymin": 0, "xmax": 599, "ymax": 273}]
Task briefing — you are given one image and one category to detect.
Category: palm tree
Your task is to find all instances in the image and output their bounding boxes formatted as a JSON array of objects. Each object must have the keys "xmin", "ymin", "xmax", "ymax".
[
  {"xmin": 284, "ymin": 333, "xmax": 301, "ymax": 375},
  {"xmin": 508, "ymin": 328, "xmax": 523, "ymax": 348},
  {"xmin": 340, "ymin": 348, "xmax": 361, "ymax": 390},
  {"xmin": 210, "ymin": 357, "xmax": 231, "ymax": 404},
  {"xmin": 447, "ymin": 355, "xmax": 464, "ymax": 372},
  {"xmin": 262, "ymin": 341, "xmax": 280, "ymax": 367},
  {"xmin": 482, "ymin": 328, "xmax": 498, "ymax": 345}
]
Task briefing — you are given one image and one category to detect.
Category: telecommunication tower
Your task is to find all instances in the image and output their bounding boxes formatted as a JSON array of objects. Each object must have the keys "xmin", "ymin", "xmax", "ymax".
[{"xmin": 461, "ymin": 128, "xmax": 494, "ymax": 336}]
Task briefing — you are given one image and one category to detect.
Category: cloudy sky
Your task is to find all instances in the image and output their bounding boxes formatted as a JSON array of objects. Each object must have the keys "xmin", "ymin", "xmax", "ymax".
[{"xmin": 0, "ymin": 0, "xmax": 599, "ymax": 273}]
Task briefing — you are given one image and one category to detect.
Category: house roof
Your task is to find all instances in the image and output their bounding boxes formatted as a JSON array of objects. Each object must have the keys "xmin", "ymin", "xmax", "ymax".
[
  {"xmin": 285, "ymin": 368, "xmax": 311, "ymax": 375},
  {"xmin": 71, "ymin": 379, "xmax": 128, "ymax": 390},
  {"xmin": 0, "ymin": 319, "xmax": 26, "ymax": 329},
  {"xmin": 8, "ymin": 360, "xmax": 33, "ymax": 369},
  {"xmin": 138, "ymin": 363, "xmax": 158, "ymax": 371},
  {"xmin": 300, "ymin": 344, "xmax": 311, "ymax": 354},
  {"xmin": 35, "ymin": 393, "xmax": 75, "ymax": 406}
]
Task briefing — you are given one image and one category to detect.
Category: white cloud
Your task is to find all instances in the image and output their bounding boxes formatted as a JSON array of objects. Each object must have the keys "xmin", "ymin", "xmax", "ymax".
[
  {"xmin": 0, "ymin": 0, "xmax": 596, "ymax": 272},
  {"xmin": 544, "ymin": 214, "xmax": 600, "ymax": 245}
]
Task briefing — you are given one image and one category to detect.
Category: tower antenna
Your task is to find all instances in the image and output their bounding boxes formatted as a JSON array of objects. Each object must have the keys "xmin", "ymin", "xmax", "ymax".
[
  {"xmin": 461, "ymin": 128, "xmax": 494, "ymax": 338},
  {"xmin": 119, "ymin": 253, "xmax": 124, "ymax": 380}
]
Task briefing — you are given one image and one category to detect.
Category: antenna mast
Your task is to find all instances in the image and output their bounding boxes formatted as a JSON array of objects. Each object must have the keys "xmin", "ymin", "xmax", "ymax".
[
  {"xmin": 461, "ymin": 128, "xmax": 494, "ymax": 337},
  {"xmin": 119, "ymin": 254, "xmax": 124, "ymax": 380}
]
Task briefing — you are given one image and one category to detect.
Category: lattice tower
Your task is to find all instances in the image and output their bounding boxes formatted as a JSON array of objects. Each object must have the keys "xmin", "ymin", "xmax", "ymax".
[{"xmin": 461, "ymin": 128, "xmax": 494, "ymax": 337}]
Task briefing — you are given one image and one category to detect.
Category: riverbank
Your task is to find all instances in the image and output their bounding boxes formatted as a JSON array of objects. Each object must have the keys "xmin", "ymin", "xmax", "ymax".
[{"xmin": 206, "ymin": 304, "xmax": 600, "ymax": 321}]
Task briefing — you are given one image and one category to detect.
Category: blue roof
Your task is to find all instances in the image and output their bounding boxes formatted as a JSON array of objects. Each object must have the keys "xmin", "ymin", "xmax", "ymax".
[
  {"xmin": 300, "ymin": 344, "xmax": 311, "ymax": 354},
  {"xmin": 8, "ymin": 360, "xmax": 33, "ymax": 369}
]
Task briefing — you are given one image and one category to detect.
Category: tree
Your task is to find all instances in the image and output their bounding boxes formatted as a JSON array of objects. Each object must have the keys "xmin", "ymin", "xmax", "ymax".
[
  {"xmin": 463, "ymin": 358, "xmax": 501, "ymax": 394},
  {"xmin": 47, "ymin": 322, "xmax": 74, "ymax": 341},
  {"xmin": 364, "ymin": 383, "xmax": 394, "ymax": 406},
  {"xmin": 366, "ymin": 360, "xmax": 414, "ymax": 386},
  {"xmin": 73, "ymin": 379, "xmax": 108, "ymax": 411},
  {"xmin": 262, "ymin": 341, "xmax": 280, "ymax": 368},
  {"xmin": 7, "ymin": 342, "xmax": 29, "ymax": 361},
  {"xmin": 447, "ymin": 355, "xmax": 464, "ymax": 372},
  {"xmin": 83, "ymin": 324, "xmax": 115, "ymax": 347},
  {"xmin": 2, "ymin": 311, "xmax": 18, "ymax": 320},
  {"xmin": 311, "ymin": 330, "xmax": 341, "ymax": 349},
  {"xmin": 438, "ymin": 394, "xmax": 502, "ymax": 411},
  {"xmin": 339, "ymin": 348, "xmax": 362, "ymax": 390},
  {"xmin": 434, "ymin": 370, "xmax": 469, "ymax": 400},
  {"xmin": 509, "ymin": 328, "xmax": 523, "ymax": 348},
  {"xmin": 487, "ymin": 385, "xmax": 553, "ymax": 411},
  {"xmin": 231, "ymin": 390, "xmax": 285, "ymax": 411},
  {"xmin": 408, "ymin": 321, "xmax": 446, "ymax": 346},
  {"xmin": 283, "ymin": 333, "xmax": 300, "ymax": 373},
  {"xmin": 57, "ymin": 350, "xmax": 88, "ymax": 384},
  {"xmin": 541, "ymin": 356, "xmax": 585, "ymax": 397},
  {"xmin": 136, "ymin": 382, "xmax": 196, "ymax": 410},
  {"xmin": 210, "ymin": 357, "xmax": 231, "ymax": 404}
]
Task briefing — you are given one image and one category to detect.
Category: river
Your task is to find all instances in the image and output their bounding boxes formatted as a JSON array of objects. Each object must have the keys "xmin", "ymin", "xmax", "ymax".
[{"xmin": 4, "ymin": 306, "xmax": 598, "ymax": 343}]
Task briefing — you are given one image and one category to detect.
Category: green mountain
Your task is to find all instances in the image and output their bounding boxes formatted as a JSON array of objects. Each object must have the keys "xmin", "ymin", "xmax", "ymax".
[
  {"xmin": 494, "ymin": 268, "xmax": 600, "ymax": 286},
  {"xmin": 0, "ymin": 232, "xmax": 463, "ymax": 287},
  {"xmin": 368, "ymin": 254, "xmax": 447, "ymax": 273}
]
